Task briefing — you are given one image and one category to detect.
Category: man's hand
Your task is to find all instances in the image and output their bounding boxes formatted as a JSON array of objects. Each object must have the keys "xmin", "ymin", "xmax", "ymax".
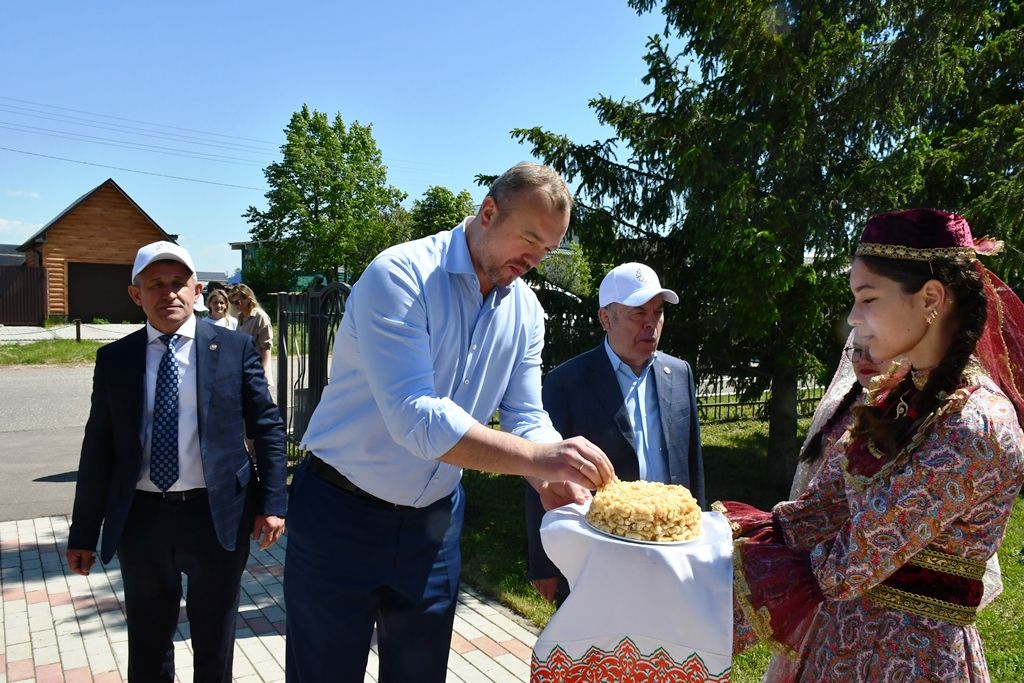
[
  {"xmin": 66, "ymin": 549, "xmax": 96, "ymax": 576},
  {"xmin": 251, "ymin": 514, "xmax": 286, "ymax": 550},
  {"xmin": 532, "ymin": 436, "xmax": 615, "ymax": 490},
  {"xmin": 538, "ymin": 480, "xmax": 592, "ymax": 511},
  {"xmin": 533, "ymin": 577, "xmax": 561, "ymax": 603}
]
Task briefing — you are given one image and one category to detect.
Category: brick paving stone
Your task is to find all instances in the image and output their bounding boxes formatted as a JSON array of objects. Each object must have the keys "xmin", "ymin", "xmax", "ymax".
[
  {"xmin": 34, "ymin": 662, "xmax": 64, "ymax": 683},
  {"xmin": 2, "ymin": 516, "xmax": 542, "ymax": 682},
  {"xmin": 63, "ymin": 667, "xmax": 93, "ymax": 683},
  {"xmin": 5, "ymin": 660, "xmax": 33, "ymax": 682}
]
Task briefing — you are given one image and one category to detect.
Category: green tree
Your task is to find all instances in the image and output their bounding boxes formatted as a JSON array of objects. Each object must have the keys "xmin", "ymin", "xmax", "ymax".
[
  {"xmin": 409, "ymin": 186, "xmax": 477, "ymax": 241},
  {"xmin": 514, "ymin": 0, "xmax": 1024, "ymax": 494},
  {"xmin": 536, "ymin": 241, "xmax": 594, "ymax": 297},
  {"xmin": 244, "ymin": 105, "xmax": 407, "ymax": 286}
]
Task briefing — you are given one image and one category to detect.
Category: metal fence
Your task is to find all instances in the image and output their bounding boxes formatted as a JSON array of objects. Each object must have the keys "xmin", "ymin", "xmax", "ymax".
[
  {"xmin": 275, "ymin": 282, "xmax": 351, "ymax": 445},
  {"xmin": 274, "ymin": 281, "xmax": 824, "ymax": 442},
  {"xmin": 696, "ymin": 372, "xmax": 825, "ymax": 423},
  {"xmin": 0, "ymin": 266, "xmax": 47, "ymax": 326}
]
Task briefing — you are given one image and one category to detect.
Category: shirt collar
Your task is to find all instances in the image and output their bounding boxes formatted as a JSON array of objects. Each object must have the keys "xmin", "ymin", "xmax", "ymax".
[
  {"xmin": 603, "ymin": 337, "xmax": 656, "ymax": 379},
  {"xmin": 444, "ymin": 217, "xmax": 515, "ymax": 301},
  {"xmin": 146, "ymin": 315, "xmax": 197, "ymax": 344}
]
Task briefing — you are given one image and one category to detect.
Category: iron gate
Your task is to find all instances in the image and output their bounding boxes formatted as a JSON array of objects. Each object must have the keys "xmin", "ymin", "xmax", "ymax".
[{"xmin": 275, "ymin": 282, "xmax": 351, "ymax": 444}]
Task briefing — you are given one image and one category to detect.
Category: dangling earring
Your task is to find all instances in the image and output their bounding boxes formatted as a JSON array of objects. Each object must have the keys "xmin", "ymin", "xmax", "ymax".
[{"xmin": 925, "ymin": 309, "xmax": 939, "ymax": 326}]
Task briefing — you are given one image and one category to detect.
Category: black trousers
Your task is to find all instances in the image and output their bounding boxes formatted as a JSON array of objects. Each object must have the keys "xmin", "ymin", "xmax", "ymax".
[{"xmin": 117, "ymin": 492, "xmax": 250, "ymax": 683}]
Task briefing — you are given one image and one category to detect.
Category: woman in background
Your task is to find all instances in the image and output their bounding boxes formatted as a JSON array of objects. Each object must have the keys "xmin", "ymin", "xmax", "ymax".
[
  {"xmin": 230, "ymin": 284, "xmax": 273, "ymax": 383},
  {"xmin": 206, "ymin": 288, "xmax": 237, "ymax": 330}
]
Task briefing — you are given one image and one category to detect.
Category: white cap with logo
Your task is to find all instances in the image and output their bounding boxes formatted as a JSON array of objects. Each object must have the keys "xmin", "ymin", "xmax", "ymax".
[
  {"xmin": 131, "ymin": 241, "xmax": 196, "ymax": 282},
  {"xmin": 598, "ymin": 262, "xmax": 679, "ymax": 307}
]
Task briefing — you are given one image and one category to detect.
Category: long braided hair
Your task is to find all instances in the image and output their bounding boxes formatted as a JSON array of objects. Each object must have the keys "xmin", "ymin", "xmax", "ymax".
[
  {"xmin": 799, "ymin": 380, "xmax": 862, "ymax": 464},
  {"xmin": 850, "ymin": 255, "xmax": 988, "ymax": 457}
]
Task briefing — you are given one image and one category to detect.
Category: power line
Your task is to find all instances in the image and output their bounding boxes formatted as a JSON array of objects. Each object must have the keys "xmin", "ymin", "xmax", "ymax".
[
  {"xmin": 0, "ymin": 96, "xmax": 280, "ymax": 148},
  {"xmin": 0, "ymin": 121, "xmax": 267, "ymax": 167},
  {"xmin": 0, "ymin": 104, "xmax": 277, "ymax": 155},
  {"xmin": 0, "ymin": 146, "xmax": 267, "ymax": 191}
]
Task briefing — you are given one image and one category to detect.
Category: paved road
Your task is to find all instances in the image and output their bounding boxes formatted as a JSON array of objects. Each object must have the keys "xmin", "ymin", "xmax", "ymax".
[{"xmin": 0, "ymin": 364, "xmax": 94, "ymax": 521}]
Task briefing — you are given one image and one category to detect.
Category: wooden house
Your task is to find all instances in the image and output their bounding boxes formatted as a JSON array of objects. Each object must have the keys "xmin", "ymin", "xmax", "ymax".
[{"xmin": 15, "ymin": 178, "xmax": 177, "ymax": 323}]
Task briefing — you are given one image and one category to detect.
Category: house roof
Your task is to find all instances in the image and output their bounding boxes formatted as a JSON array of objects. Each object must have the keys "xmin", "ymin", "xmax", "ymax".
[
  {"xmin": 0, "ymin": 244, "xmax": 25, "ymax": 266},
  {"xmin": 196, "ymin": 270, "xmax": 230, "ymax": 283},
  {"xmin": 16, "ymin": 178, "xmax": 177, "ymax": 252}
]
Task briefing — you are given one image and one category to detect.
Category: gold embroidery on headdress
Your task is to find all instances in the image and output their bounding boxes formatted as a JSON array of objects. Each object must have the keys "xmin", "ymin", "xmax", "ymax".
[{"xmin": 855, "ymin": 242, "xmax": 978, "ymax": 262}]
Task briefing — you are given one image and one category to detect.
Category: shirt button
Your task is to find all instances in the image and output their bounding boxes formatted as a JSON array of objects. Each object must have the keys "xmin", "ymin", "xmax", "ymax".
[
  {"xmin": 464, "ymin": 379, "xmax": 470, "ymax": 385},
  {"xmin": 471, "ymin": 344, "xmax": 478, "ymax": 350}
]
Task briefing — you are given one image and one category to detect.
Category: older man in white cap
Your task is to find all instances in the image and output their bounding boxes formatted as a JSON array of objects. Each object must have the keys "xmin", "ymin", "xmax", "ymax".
[
  {"xmin": 525, "ymin": 262, "xmax": 706, "ymax": 604},
  {"xmin": 66, "ymin": 240, "xmax": 287, "ymax": 682}
]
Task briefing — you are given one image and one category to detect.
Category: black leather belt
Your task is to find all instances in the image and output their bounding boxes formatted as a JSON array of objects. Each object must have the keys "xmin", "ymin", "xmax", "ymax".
[
  {"xmin": 308, "ymin": 455, "xmax": 414, "ymax": 510},
  {"xmin": 136, "ymin": 488, "xmax": 207, "ymax": 503}
]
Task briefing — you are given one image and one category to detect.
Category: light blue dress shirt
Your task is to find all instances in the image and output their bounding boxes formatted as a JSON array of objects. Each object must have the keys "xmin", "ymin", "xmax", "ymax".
[
  {"xmin": 301, "ymin": 221, "xmax": 562, "ymax": 507},
  {"xmin": 602, "ymin": 338, "xmax": 669, "ymax": 483}
]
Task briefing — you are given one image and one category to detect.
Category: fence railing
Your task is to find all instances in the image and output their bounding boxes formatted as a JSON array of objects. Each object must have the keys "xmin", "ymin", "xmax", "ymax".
[
  {"xmin": 696, "ymin": 373, "xmax": 825, "ymax": 423},
  {"xmin": 275, "ymin": 282, "xmax": 351, "ymax": 445}
]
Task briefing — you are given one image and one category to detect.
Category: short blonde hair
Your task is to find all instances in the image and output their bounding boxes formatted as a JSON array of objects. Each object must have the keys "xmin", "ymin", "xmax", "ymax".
[{"xmin": 486, "ymin": 162, "xmax": 573, "ymax": 214}]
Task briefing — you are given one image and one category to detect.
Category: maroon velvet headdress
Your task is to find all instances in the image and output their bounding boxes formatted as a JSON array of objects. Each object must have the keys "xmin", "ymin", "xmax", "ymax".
[
  {"xmin": 856, "ymin": 208, "xmax": 1024, "ymax": 423},
  {"xmin": 856, "ymin": 208, "xmax": 1003, "ymax": 260}
]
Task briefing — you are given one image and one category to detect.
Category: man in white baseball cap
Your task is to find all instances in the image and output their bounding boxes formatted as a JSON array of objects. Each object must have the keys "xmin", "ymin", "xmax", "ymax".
[
  {"xmin": 525, "ymin": 261, "xmax": 705, "ymax": 604},
  {"xmin": 131, "ymin": 240, "xmax": 196, "ymax": 283},
  {"xmin": 67, "ymin": 239, "xmax": 287, "ymax": 681}
]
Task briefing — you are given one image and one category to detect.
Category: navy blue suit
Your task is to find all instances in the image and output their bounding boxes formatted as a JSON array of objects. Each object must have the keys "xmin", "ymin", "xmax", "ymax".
[
  {"xmin": 525, "ymin": 345, "xmax": 705, "ymax": 598},
  {"xmin": 69, "ymin": 320, "xmax": 287, "ymax": 682}
]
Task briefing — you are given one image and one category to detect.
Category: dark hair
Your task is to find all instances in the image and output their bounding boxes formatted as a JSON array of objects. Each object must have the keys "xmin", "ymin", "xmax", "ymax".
[
  {"xmin": 799, "ymin": 380, "xmax": 863, "ymax": 463},
  {"xmin": 850, "ymin": 255, "xmax": 987, "ymax": 456}
]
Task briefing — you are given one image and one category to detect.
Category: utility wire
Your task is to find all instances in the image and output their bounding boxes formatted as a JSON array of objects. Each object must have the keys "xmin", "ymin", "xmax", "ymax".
[
  {"xmin": 0, "ymin": 104, "xmax": 276, "ymax": 155},
  {"xmin": 0, "ymin": 96, "xmax": 280, "ymax": 148},
  {"xmin": 0, "ymin": 146, "xmax": 266, "ymax": 191},
  {"xmin": 0, "ymin": 122, "xmax": 267, "ymax": 167}
]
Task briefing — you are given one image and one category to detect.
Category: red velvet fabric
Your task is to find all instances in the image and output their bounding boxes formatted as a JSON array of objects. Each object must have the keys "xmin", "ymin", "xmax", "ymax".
[
  {"xmin": 861, "ymin": 208, "xmax": 974, "ymax": 250},
  {"xmin": 882, "ymin": 562, "xmax": 984, "ymax": 608}
]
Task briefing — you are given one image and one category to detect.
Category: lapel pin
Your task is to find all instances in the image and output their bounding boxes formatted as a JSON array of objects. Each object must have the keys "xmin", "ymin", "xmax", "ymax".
[
  {"xmin": 663, "ymin": 366, "xmax": 671, "ymax": 374},
  {"xmin": 209, "ymin": 343, "xmax": 218, "ymax": 351}
]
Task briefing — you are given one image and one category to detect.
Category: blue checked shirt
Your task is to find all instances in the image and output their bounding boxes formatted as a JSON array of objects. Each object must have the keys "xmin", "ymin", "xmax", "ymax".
[{"xmin": 301, "ymin": 221, "xmax": 562, "ymax": 507}]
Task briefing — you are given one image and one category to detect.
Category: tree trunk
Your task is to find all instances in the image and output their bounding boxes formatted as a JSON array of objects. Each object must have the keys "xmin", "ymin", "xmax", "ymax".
[{"xmin": 767, "ymin": 353, "xmax": 799, "ymax": 500}]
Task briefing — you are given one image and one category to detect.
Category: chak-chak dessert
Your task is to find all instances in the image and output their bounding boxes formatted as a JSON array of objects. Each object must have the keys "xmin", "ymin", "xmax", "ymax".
[{"xmin": 586, "ymin": 478, "xmax": 701, "ymax": 542}]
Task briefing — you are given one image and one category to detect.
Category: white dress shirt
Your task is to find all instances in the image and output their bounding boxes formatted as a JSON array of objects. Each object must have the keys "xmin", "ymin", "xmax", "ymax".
[{"xmin": 137, "ymin": 315, "xmax": 206, "ymax": 491}]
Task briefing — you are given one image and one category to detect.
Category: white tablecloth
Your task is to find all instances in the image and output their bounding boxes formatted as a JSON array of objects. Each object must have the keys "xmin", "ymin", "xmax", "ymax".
[{"xmin": 531, "ymin": 502, "xmax": 733, "ymax": 682}]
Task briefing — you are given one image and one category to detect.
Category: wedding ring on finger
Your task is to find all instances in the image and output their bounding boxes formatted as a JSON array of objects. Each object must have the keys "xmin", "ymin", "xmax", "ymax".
[{"xmin": 578, "ymin": 462, "xmax": 586, "ymax": 473}]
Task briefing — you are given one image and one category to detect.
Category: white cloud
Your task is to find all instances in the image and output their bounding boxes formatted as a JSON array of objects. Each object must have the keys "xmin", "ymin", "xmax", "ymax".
[
  {"xmin": 5, "ymin": 190, "xmax": 42, "ymax": 199},
  {"xmin": 0, "ymin": 217, "xmax": 41, "ymax": 241}
]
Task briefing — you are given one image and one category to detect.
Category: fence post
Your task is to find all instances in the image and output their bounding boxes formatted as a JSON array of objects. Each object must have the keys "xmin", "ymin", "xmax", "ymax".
[
  {"xmin": 275, "ymin": 293, "xmax": 290, "ymax": 430},
  {"xmin": 74, "ymin": 319, "xmax": 81, "ymax": 342}
]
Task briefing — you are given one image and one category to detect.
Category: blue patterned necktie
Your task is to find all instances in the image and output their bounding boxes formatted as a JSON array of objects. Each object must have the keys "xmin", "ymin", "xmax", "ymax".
[{"xmin": 151, "ymin": 333, "xmax": 181, "ymax": 491}]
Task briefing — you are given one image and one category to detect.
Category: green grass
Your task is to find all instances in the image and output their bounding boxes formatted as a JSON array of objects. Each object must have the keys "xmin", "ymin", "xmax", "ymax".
[
  {"xmin": 0, "ymin": 339, "xmax": 104, "ymax": 365},
  {"xmin": 460, "ymin": 419, "xmax": 1024, "ymax": 682}
]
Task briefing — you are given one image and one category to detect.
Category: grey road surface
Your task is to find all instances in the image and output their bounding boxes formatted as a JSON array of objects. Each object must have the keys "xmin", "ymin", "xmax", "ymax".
[{"xmin": 0, "ymin": 364, "xmax": 94, "ymax": 521}]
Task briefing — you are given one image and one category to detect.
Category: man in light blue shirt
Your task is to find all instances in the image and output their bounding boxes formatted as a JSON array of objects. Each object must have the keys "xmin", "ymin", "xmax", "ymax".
[
  {"xmin": 285, "ymin": 162, "xmax": 615, "ymax": 683},
  {"xmin": 526, "ymin": 262, "xmax": 706, "ymax": 604}
]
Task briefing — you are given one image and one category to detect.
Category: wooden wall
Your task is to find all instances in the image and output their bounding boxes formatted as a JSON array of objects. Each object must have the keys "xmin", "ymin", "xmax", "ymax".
[{"xmin": 36, "ymin": 182, "xmax": 167, "ymax": 317}]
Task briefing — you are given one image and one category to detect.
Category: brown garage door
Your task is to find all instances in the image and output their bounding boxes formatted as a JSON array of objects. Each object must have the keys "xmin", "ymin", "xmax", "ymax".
[{"xmin": 67, "ymin": 263, "xmax": 145, "ymax": 323}]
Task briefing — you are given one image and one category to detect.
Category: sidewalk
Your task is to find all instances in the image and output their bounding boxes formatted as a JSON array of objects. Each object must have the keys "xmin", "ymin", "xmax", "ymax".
[{"xmin": 0, "ymin": 516, "xmax": 539, "ymax": 683}]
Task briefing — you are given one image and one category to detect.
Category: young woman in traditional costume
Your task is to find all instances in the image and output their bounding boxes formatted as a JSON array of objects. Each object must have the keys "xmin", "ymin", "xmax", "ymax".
[{"xmin": 719, "ymin": 208, "xmax": 1024, "ymax": 682}]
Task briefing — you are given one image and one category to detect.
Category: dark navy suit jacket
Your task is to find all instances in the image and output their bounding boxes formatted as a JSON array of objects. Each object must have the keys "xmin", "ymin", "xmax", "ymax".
[
  {"xmin": 525, "ymin": 344, "xmax": 706, "ymax": 583},
  {"xmin": 68, "ymin": 320, "xmax": 288, "ymax": 563}
]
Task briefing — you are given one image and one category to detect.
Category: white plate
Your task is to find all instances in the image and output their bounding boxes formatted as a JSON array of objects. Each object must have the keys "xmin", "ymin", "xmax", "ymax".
[{"xmin": 583, "ymin": 517, "xmax": 700, "ymax": 546}]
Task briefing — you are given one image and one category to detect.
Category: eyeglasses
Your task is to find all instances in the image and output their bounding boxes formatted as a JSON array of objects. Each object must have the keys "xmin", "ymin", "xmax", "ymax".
[{"xmin": 843, "ymin": 346, "xmax": 869, "ymax": 363}]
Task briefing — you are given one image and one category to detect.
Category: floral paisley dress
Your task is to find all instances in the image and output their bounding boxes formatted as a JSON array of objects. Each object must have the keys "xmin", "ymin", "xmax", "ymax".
[{"xmin": 727, "ymin": 363, "xmax": 1024, "ymax": 682}]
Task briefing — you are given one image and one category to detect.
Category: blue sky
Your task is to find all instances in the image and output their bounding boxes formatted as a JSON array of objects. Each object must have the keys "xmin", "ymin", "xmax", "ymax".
[{"xmin": 1, "ymin": 1, "xmax": 666, "ymax": 273}]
